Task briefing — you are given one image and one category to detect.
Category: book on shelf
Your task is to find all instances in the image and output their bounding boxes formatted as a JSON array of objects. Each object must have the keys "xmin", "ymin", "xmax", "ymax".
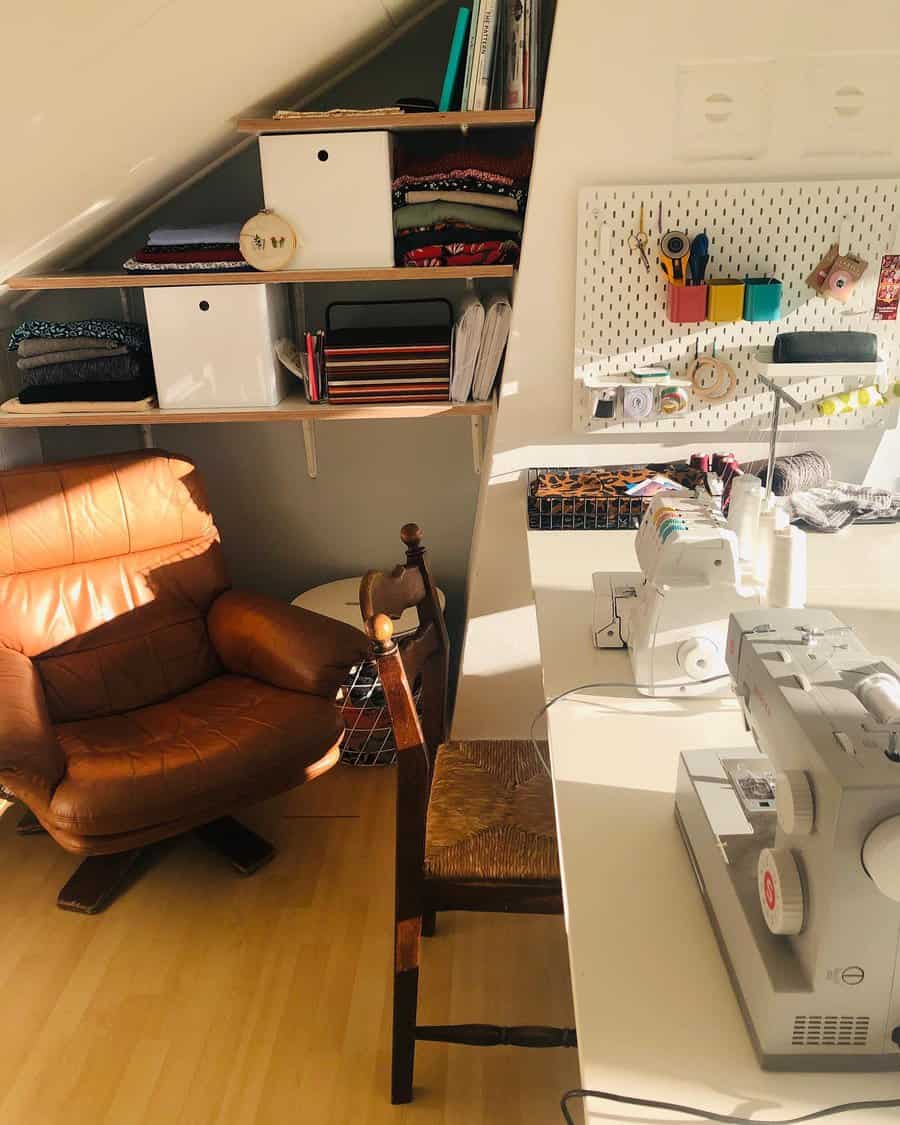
[
  {"xmin": 457, "ymin": 0, "xmax": 543, "ymax": 112},
  {"xmin": 439, "ymin": 7, "xmax": 471, "ymax": 111}
]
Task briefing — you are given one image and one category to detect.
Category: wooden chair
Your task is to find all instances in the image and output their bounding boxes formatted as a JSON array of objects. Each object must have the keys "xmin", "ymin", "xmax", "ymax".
[{"xmin": 361, "ymin": 524, "xmax": 575, "ymax": 1105}]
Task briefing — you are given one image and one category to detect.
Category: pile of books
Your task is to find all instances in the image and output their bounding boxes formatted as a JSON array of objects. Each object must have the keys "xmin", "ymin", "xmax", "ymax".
[
  {"xmin": 324, "ymin": 326, "xmax": 451, "ymax": 405},
  {"xmin": 439, "ymin": 0, "xmax": 545, "ymax": 113}
]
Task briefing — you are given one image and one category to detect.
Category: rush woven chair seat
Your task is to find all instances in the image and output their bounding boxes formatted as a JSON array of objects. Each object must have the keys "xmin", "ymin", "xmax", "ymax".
[
  {"xmin": 424, "ymin": 740, "xmax": 559, "ymax": 885},
  {"xmin": 361, "ymin": 524, "xmax": 572, "ymax": 1105}
]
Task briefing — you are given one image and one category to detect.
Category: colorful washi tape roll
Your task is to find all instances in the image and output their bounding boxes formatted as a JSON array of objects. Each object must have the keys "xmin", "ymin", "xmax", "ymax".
[
  {"xmin": 817, "ymin": 384, "xmax": 887, "ymax": 416},
  {"xmin": 659, "ymin": 386, "xmax": 689, "ymax": 414}
]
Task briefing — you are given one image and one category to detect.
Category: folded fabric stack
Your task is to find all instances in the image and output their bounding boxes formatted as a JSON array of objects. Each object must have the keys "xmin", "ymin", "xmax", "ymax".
[
  {"xmin": 391, "ymin": 133, "xmax": 532, "ymax": 268},
  {"xmin": 7, "ymin": 319, "xmax": 154, "ymax": 407},
  {"xmin": 123, "ymin": 222, "xmax": 251, "ymax": 273}
]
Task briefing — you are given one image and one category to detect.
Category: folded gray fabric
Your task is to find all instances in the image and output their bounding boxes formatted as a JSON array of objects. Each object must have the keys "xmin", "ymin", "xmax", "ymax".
[
  {"xmin": 147, "ymin": 222, "xmax": 243, "ymax": 247},
  {"xmin": 21, "ymin": 353, "xmax": 145, "ymax": 389},
  {"xmin": 786, "ymin": 482, "xmax": 900, "ymax": 531},
  {"xmin": 17, "ymin": 336, "xmax": 124, "ymax": 359},
  {"xmin": 18, "ymin": 345, "xmax": 128, "ymax": 370}
]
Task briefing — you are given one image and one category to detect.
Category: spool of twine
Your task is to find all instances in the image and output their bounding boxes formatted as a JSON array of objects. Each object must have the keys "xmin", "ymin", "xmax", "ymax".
[{"xmin": 755, "ymin": 450, "xmax": 831, "ymax": 496}]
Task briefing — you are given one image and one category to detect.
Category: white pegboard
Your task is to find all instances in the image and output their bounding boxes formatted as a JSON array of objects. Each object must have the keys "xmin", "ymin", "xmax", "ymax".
[{"xmin": 573, "ymin": 179, "xmax": 900, "ymax": 434}]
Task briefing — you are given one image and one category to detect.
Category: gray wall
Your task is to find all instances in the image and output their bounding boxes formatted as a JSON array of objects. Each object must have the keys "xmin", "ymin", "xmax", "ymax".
[{"xmin": 20, "ymin": 3, "xmax": 484, "ymax": 688}]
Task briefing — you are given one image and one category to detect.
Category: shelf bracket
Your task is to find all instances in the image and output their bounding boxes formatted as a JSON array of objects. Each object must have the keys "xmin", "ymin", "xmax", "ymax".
[
  {"xmin": 301, "ymin": 419, "xmax": 318, "ymax": 479},
  {"xmin": 470, "ymin": 415, "xmax": 485, "ymax": 474},
  {"xmin": 139, "ymin": 424, "xmax": 154, "ymax": 449}
]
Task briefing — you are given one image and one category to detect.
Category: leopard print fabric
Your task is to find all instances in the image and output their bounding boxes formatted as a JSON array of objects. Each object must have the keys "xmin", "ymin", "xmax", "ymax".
[{"xmin": 532, "ymin": 468, "xmax": 656, "ymax": 499}]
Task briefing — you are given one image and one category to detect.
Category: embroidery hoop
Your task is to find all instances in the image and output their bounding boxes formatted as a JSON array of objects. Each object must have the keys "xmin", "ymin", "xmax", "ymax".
[{"xmin": 239, "ymin": 210, "xmax": 298, "ymax": 271}]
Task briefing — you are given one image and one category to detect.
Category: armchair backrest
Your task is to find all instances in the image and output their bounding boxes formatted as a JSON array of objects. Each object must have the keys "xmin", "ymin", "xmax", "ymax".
[{"xmin": 0, "ymin": 450, "xmax": 229, "ymax": 722}]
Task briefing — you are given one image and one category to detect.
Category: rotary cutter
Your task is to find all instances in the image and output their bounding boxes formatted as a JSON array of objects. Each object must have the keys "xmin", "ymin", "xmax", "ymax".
[{"xmin": 659, "ymin": 230, "xmax": 691, "ymax": 285}]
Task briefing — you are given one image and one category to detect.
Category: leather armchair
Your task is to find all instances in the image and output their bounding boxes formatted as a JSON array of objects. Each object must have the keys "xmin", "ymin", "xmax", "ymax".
[{"xmin": 0, "ymin": 450, "xmax": 368, "ymax": 912}]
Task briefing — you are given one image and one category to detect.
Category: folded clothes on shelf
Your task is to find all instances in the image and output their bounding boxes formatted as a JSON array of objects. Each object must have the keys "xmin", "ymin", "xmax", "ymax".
[
  {"xmin": 393, "ymin": 201, "xmax": 523, "ymax": 236},
  {"xmin": 392, "ymin": 132, "xmax": 531, "ymax": 268},
  {"xmin": 402, "ymin": 241, "xmax": 520, "ymax": 267},
  {"xmin": 20, "ymin": 353, "xmax": 149, "ymax": 387},
  {"xmin": 123, "ymin": 222, "xmax": 251, "ymax": 273},
  {"xmin": 5, "ymin": 318, "xmax": 157, "ymax": 412},
  {"xmin": 17, "ymin": 345, "xmax": 128, "ymax": 370},
  {"xmin": 18, "ymin": 377, "xmax": 156, "ymax": 405},
  {"xmin": 8, "ymin": 319, "xmax": 149, "ymax": 352}
]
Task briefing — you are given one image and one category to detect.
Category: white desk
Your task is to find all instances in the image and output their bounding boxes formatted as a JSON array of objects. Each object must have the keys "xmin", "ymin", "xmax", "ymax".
[{"xmin": 528, "ymin": 526, "xmax": 900, "ymax": 1123}]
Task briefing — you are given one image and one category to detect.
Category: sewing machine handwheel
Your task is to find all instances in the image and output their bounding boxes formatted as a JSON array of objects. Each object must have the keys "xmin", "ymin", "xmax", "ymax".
[
  {"xmin": 758, "ymin": 848, "xmax": 805, "ymax": 935},
  {"xmin": 863, "ymin": 816, "xmax": 900, "ymax": 902}
]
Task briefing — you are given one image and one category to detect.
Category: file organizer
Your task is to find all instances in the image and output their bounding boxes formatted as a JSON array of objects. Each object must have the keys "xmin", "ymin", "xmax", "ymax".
[{"xmin": 574, "ymin": 178, "xmax": 900, "ymax": 433}]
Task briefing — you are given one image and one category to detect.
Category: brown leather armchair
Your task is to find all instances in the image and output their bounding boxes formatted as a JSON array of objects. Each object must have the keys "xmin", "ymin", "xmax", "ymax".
[{"xmin": 0, "ymin": 450, "xmax": 367, "ymax": 912}]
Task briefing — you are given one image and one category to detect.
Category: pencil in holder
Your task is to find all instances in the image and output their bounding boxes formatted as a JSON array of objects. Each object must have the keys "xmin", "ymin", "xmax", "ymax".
[
  {"xmin": 666, "ymin": 283, "xmax": 708, "ymax": 323},
  {"xmin": 707, "ymin": 279, "xmax": 745, "ymax": 323},
  {"xmin": 743, "ymin": 278, "xmax": 782, "ymax": 322}
]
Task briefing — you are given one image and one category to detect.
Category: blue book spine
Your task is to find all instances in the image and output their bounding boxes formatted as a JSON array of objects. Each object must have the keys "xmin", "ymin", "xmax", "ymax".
[{"xmin": 439, "ymin": 8, "xmax": 471, "ymax": 112}]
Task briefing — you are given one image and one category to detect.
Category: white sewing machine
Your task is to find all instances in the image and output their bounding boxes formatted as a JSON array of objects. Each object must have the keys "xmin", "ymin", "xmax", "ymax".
[
  {"xmin": 676, "ymin": 608, "xmax": 900, "ymax": 1070},
  {"xmin": 593, "ymin": 492, "xmax": 763, "ymax": 696}
]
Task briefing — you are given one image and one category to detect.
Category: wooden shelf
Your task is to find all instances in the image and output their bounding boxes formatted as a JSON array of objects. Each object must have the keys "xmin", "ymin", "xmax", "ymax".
[
  {"xmin": 0, "ymin": 391, "xmax": 493, "ymax": 429},
  {"xmin": 236, "ymin": 109, "xmax": 536, "ymax": 134},
  {"xmin": 5, "ymin": 264, "xmax": 515, "ymax": 291}
]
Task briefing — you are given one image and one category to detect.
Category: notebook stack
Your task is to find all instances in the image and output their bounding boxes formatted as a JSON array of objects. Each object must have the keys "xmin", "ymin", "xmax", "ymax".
[{"xmin": 324, "ymin": 327, "xmax": 451, "ymax": 405}]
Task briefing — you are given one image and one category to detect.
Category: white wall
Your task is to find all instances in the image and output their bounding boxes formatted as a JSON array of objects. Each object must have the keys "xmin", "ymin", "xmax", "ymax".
[
  {"xmin": 452, "ymin": 0, "xmax": 900, "ymax": 738},
  {"xmin": 0, "ymin": 0, "xmax": 431, "ymax": 286}
]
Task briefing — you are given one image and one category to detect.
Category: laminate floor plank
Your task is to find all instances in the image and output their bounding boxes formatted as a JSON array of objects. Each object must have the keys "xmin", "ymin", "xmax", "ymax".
[{"xmin": 0, "ymin": 766, "xmax": 578, "ymax": 1125}]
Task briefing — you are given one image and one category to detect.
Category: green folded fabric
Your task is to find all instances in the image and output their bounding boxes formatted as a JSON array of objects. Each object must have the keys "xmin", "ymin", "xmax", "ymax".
[{"xmin": 392, "ymin": 201, "xmax": 523, "ymax": 236}]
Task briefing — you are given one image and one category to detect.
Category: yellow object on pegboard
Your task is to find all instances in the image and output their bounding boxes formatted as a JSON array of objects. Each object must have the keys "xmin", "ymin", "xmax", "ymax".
[{"xmin": 817, "ymin": 385, "xmax": 887, "ymax": 416}]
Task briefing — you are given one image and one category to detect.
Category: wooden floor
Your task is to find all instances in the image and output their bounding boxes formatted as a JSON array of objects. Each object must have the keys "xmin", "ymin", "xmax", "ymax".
[{"xmin": 0, "ymin": 765, "xmax": 578, "ymax": 1124}]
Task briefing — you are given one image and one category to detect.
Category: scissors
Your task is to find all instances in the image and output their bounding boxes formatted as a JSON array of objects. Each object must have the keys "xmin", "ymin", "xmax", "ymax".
[{"xmin": 628, "ymin": 204, "xmax": 651, "ymax": 272}]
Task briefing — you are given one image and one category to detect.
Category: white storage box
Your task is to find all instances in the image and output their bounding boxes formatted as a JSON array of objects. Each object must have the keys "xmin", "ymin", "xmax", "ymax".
[
  {"xmin": 145, "ymin": 284, "xmax": 289, "ymax": 409},
  {"xmin": 259, "ymin": 131, "xmax": 394, "ymax": 269}
]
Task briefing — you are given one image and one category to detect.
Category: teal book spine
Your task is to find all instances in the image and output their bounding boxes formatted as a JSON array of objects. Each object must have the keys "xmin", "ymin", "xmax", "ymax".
[{"xmin": 439, "ymin": 7, "xmax": 471, "ymax": 112}]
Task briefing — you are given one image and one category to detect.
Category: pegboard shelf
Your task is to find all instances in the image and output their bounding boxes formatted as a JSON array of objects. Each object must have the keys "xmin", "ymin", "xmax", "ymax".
[
  {"xmin": 574, "ymin": 179, "xmax": 900, "ymax": 434},
  {"xmin": 752, "ymin": 347, "xmax": 885, "ymax": 382}
]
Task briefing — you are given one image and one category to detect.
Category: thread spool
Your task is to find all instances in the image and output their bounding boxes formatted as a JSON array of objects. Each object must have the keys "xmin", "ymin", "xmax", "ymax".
[
  {"xmin": 856, "ymin": 673, "xmax": 900, "ymax": 725},
  {"xmin": 754, "ymin": 502, "xmax": 779, "ymax": 588},
  {"xmin": 727, "ymin": 475, "xmax": 763, "ymax": 562},
  {"xmin": 622, "ymin": 385, "xmax": 655, "ymax": 420},
  {"xmin": 769, "ymin": 526, "xmax": 807, "ymax": 609}
]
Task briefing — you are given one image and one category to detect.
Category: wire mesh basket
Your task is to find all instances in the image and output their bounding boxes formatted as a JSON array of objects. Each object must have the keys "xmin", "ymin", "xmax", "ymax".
[
  {"xmin": 337, "ymin": 659, "xmax": 422, "ymax": 767},
  {"xmin": 527, "ymin": 467, "xmax": 650, "ymax": 530}
]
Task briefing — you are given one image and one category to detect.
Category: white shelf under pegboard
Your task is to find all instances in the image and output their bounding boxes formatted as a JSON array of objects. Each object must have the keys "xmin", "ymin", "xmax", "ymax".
[{"xmin": 573, "ymin": 178, "xmax": 900, "ymax": 434}]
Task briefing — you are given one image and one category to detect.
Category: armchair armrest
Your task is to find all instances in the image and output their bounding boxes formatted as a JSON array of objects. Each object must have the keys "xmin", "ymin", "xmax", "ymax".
[
  {"xmin": 208, "ymin": 590, "xmax": 368, "ymax": 699},
  {"xmin": 0, "ymin": 648, "xmax": 65, "ymax": 809}
]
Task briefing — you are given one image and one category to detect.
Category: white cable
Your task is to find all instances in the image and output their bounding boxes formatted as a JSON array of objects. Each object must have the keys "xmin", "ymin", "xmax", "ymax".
[{"xmin": 529, "ymin": 673, "xmax": 731, "ymax": 778}]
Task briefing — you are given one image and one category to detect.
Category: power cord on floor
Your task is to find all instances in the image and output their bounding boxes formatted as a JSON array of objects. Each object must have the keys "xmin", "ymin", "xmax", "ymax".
[
  {"xmin": 560, "ymin": 1087, "xmax": 900, "ymax": 1124},
  {"xmin": 528, "ymin": 673, "xmax": 731, "ymax": 778}
]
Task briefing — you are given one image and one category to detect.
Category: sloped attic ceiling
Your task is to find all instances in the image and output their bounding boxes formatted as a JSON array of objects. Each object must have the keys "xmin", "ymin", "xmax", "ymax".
[{"xmin": 0, "ymin": 0, "xmax": 438, "ymax": 290}]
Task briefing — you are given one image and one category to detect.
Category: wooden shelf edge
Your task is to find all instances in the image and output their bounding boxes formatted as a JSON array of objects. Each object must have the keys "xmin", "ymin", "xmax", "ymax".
[
  {"xmin": 0, "ymin": 396, "xmax": 494, "ymax": 429},
  {"xmin": 4, "ymin": 265, "xmax": 516, "ymax": 291},
  {"xmin": 236, "ymin": 109, "xmax": 537, "ymax": 134}
]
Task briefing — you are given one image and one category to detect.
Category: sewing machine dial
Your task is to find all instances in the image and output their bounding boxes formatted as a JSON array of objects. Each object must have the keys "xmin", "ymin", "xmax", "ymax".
[
  {"xmin": 862, "ymin": 815, "xmax": 900, "ymax": 902},
  {"xmin": 758, "ymin": 848, "xmax": 805, "ymax": 935}
]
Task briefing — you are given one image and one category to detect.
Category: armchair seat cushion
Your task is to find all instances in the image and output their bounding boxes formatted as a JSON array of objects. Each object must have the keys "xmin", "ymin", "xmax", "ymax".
[
  {"xmin": 46, "ymin": 674, "xmax": 343, "ymax": 840},
  {"xmin": 424, "ymin": 740, "xmax": 560, "ymax": 884}
]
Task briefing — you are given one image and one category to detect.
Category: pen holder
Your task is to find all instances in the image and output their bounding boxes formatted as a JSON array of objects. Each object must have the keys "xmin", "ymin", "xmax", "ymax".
[
  {"xmin": 743, "ymin": 278, "xmax": 782, "ymax": 322},
  {"xmin": 666, "ymin": 283, "xmax": 708, "ymax": 323},
  {"xmin": 707, "ymin": 279, "xmax": 745, "ymax": 323}
]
